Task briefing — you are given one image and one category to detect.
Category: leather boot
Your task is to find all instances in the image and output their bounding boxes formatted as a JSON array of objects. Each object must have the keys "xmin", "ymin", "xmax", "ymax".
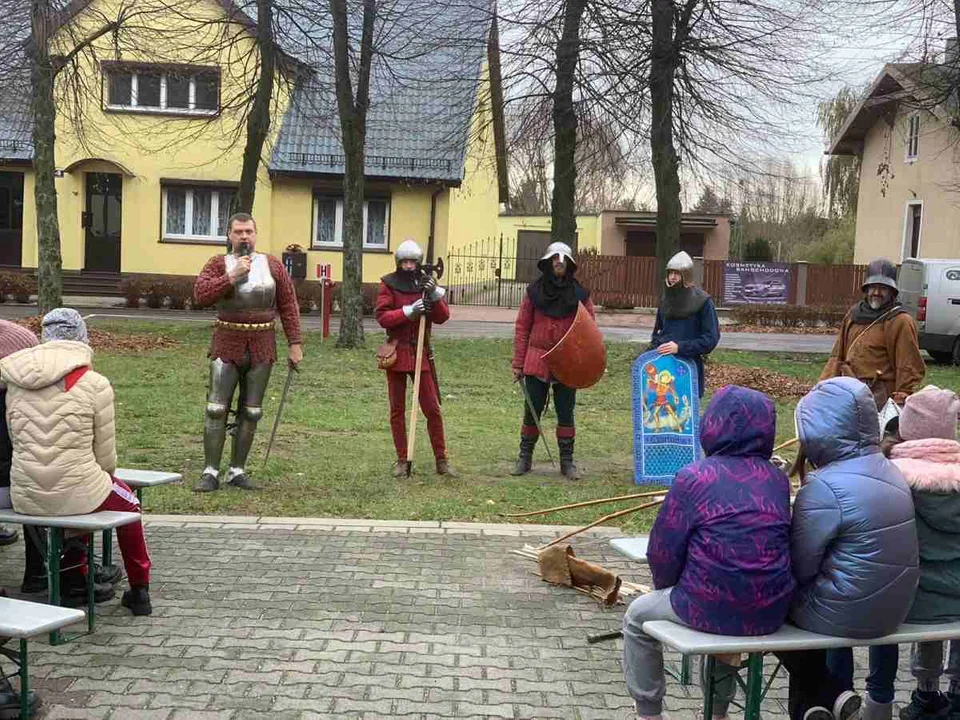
[
  {"xmin": 558, "ymin": 436, "xmax": 580, "ymax": 479},
  {"xmin": 510, "ymin": 435, "xmax": 537, "ymax": 476},
  {"xmin": 436, "ymin": 458, "xmax": 458, "ymax": 477},
  {"xmin": 392, "ymin": 461, "xmax": 408, "ymax": 478}
]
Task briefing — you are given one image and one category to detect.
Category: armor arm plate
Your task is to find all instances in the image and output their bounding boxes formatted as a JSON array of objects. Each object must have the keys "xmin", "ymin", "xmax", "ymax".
[
  {"xmin": 195, "ymin": 255, "xmax": 234, "ymax": 307},
  {"xmin": 269, "ymin": 255, "xmax": 302, "ymax": 345}
]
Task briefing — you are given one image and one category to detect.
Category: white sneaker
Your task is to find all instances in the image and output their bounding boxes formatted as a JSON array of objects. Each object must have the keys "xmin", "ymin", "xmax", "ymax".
[{"xmin": 834, "ymin": 691, "xmax": 863, "ymax": 720}]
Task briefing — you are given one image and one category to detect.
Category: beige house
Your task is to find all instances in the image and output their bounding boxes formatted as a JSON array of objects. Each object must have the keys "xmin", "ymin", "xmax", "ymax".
[
  {"xmin": 829, "ymin": 62, "xmax": 960, "ymax": 263},
  {"xmin": 497, "ymin": 210, "xmax": 731, "ymax": 259}
]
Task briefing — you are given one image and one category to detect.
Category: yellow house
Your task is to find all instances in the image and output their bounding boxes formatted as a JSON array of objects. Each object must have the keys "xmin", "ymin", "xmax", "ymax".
[
  {"xmin": 0, "ymin": 0, "xmax": 506, "ymax": 288},
  {"xmin": 828, "ymin": 61, "xmax": 960, "ymax": 263}
]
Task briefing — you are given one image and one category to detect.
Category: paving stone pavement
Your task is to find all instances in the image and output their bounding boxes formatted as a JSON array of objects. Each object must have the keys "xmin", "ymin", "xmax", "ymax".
[{"xmin": 0, "ymin": 519, "xmax": 928, "ymax": 719}]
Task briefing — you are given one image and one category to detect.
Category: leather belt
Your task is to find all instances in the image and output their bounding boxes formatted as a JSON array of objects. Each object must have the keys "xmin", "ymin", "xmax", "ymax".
[{"xmin": 215, "ymin": 320, "xmax": 275, "ymax": 332}]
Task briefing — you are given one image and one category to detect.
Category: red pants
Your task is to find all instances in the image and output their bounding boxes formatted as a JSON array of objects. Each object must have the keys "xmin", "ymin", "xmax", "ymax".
[
  {"xmin": 387, "ymin": 370, "xmax": 446, "ymax": 461},
  {"xmin": 65, "ymin": 479, "xmax": 151, "ymax": 587}
]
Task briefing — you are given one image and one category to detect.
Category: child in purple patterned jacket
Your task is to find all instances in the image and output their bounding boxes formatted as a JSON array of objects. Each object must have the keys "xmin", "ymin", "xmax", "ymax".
[{"xmin": 622, "ymin": 385, "xmax": 796, "ymax": 720}]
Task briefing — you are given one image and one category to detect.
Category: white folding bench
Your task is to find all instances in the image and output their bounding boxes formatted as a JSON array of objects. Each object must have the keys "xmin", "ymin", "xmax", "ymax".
[
  {"xmin": 0, "ymin": 509, "xmax": 140, "ymax": 644},
  {"xmin": 0, "ymin": 598, "xmax": 84, "ymax": 718},
  {"xmin": 100, "ymin": 469, "xmax": 181, "ymax": 568},
  {"xmin": 643, "ymin": 619, "xmax": 960, "ymax": 720}
]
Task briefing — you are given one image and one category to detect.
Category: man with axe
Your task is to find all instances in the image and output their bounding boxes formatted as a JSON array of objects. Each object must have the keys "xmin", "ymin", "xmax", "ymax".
[{"xmin": 375, "ymin": 239, "xmax": 455, "ymax": 477}]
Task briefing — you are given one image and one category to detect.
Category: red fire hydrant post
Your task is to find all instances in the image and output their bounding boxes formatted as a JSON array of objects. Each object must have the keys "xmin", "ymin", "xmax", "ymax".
[
  {"xmin": 317, "ymin": 263, "xmax": 333, "ymax": 340},
  {"xmin": 322, "ymin": 280, "xmax": 334, "ymax": 338}
]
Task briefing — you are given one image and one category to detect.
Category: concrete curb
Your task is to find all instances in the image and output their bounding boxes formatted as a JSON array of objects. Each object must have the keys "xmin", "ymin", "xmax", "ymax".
[{"xmin": 142, "ymin": 513, "xmax": 626, "ymax": 538}]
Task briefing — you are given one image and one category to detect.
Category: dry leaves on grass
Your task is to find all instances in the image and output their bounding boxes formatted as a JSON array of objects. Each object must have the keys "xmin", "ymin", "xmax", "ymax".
[
  {"xmin": 724, "ymin": 324, "xmax": 838, "ymax": 335},
  {"xmin": 15, "ymin": 316, "xmax": 179, "ymax": 353},
  {"xmin": 706, "ymin": 362, "xmax": 812, "ymax": 399}
]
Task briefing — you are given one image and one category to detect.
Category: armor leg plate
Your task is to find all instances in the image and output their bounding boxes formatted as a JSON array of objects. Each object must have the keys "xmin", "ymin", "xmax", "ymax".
[
  {"xmin": 227, "ymin": 361, "xmax": 273, "ymax": 479},
  {"xmin": 204, "ymin": 359, "xmax": 241, "ymax": 478}
]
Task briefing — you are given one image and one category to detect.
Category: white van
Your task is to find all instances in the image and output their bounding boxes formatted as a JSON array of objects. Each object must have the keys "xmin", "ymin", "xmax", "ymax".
[{"xmin": 898, "ymin": 258, "xmax": 960, "ymax": 364}]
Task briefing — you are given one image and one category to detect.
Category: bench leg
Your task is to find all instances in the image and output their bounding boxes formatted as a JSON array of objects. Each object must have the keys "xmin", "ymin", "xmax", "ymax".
[
  {"xmin": 743, "ymin": 652, "xmax": 764, "ymax": 720},
  {"xmin": 18, "ymin": 639, "xmax": 27, "ymax": 720},
  {"xmin": 702, "ymin": 655, "xmax": 717, "ymax": 720},
  {"xmin": 86, "ymin": 533, "xmax": 95, "ymax": 634},
  {"xmin": 101, "ymin": 529, "xmax": 113, "ymax": 568},
  {"xmin": 47, "ymin": 528, "xmax": 62, "ymax": 646},
  {"xmin": 681, "ymin": 654, "xmax": 692, "ymax": 685}
]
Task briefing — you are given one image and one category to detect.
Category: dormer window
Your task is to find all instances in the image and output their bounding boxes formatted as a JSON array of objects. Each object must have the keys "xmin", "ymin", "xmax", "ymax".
[
  {"xmin": 906, "ymin": 112, "xmax": 920, "ymax": 162},
  {"xmin": 103, "ymin": 62, "xmax": 220, "ymax": 116}
]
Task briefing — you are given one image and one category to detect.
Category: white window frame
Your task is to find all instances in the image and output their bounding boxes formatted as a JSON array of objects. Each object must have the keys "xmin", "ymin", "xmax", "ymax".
[
  {"xmin": 161, "ymin": 185, "xmax": 235, "ymax": 243},
  {"xmin": 311, "ymin": 196, "xmax": 391, "ymax": 250},
  {"xmin": 105, "ymin": 68, "xmax": 219, "ymax": 116},
  {"xmin": 901, "ymin": 200, "xmax": 923, "ymax": 261},
  {"xmin": 905, "ymin": 112, "xmax": 921, "ymax": 162}
]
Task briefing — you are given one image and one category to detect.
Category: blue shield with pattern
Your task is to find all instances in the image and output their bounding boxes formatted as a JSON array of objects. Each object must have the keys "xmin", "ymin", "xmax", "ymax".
[{"xmin": 632, "ymin": 351, "xmax": 701, "ymax": 485}]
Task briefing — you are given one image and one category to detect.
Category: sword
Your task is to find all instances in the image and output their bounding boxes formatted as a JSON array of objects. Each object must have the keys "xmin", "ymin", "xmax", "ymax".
[
  {"xmin": 262, "ymin": 364, "xmax": 298, "ymax": 470},
  {"xmin": 516, "ymin": 376, "xmax": 556, "ymax": 468}
]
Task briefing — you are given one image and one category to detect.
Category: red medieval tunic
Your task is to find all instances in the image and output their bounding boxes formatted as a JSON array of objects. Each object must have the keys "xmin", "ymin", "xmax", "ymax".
[
  {"xmin": 375, "ymin": 282, "xmax": 450, "ymax": 372},
  {"xmin": 194, "ymin": 253, "xmax": 302, "ymax": 365},
  {"xmin": 512, "ymin": 295, "xmax": 597, "ymax": 382}
]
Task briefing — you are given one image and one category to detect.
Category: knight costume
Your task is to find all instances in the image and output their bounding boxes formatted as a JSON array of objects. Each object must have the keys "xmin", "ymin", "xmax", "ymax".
[
  {"xmin": 511, "ymin": 242, "xmax": 596, "ymax": 479},
  {"xmin": 375, "ymin": 240, "xmax": 455, "ymax": 477},
  {"xmin": 650, "ymin": 251, "xmax": 720, "ymax": 397},
  {"xmin": 192, "ymin": 249, "xmax": 301, "ymax": 491}
]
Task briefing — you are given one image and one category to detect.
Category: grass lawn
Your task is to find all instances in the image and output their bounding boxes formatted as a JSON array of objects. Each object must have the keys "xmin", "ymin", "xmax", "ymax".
[{"xmin": 89, "ymin": 319, "xmax": 960, "ymax": 532}]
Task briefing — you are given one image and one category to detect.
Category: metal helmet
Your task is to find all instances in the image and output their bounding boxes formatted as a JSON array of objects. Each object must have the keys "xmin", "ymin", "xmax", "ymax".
[
  {"xmin": 666, "ymin": 251, "xmax": 694, "ymax": 273},
  {"xmin": 537, "ymin": 242, "xmax": 577, "ymax": 273},
  {"xmin": 862, "ymin": 258, "xmax": 898, "ymax": 294},
  {"xmin": 395, "ymin": 239, "xmax": 424, "ymax": 266}
]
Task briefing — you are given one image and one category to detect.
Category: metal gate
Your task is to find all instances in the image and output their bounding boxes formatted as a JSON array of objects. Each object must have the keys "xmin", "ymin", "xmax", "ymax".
[{"xmin": 446, "ymin": 235, "xmax": 543, "ymax": 307}]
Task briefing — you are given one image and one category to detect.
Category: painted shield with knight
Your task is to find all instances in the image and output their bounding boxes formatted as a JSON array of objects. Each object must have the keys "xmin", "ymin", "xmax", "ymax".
[{"xmin": 632, "ymin": 349, "xmax": 701, "ymax": 485}]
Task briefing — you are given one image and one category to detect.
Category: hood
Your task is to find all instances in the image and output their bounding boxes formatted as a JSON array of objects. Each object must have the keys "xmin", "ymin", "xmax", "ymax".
[
  {"xmin": 700, "ymin": 385, "xmax": 776, "ymax": 458},
  {"xmin": 890, "ymin": 439, "xmax": 960, "ymax": 493},
  {"xmin": 796, "ymin": 377, "xmax": 880, "ymax": 468},
  {"xmin": 0, "ymin": 341, "xmax": 92, "ymax": 390}
]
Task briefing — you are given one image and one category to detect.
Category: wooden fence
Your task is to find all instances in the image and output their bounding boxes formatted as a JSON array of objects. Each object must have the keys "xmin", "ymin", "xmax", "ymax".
[{"xmin": 576, "ymin": 255, "xmax": 867, "ymax": 309}]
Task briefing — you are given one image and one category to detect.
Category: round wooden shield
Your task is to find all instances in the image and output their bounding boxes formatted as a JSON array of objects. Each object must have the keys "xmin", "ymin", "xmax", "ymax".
[{"xmin": 543, "ymin": 302, "xmax": 606, "ymax": 389}]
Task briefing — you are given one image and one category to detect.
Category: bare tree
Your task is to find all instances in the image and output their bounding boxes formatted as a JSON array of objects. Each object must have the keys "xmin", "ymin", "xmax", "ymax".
[
  {"xmin": 738, "ymin": 158, "xmax": 818, "ymax": 262},
  {"xmin": 818, "ymin": 86, "xmax": 863, "ymax": 218},
  {"xmin": 236, "ymin": 0, "xmax": 277, "ymax": 213},
  {"xmin": 20, "ymin": 0, "xmax": 141, "ymax": 311},
  {"xmin": 328, "ymin": 0, "xmax": 376, "ymax": 349}
]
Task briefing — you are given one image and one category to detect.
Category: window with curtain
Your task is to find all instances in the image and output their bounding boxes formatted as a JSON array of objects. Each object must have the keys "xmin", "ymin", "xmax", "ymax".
[
  {"xmin": 162, "ymin": 184, "xmax": 237, "ymax": 242},
  {"xmin": 312, "ymin": 196, "xmax": 390, "ymax": 249},
  {"xmin": 906, "ymin": 113, "xmax": 921, "ymax": 161},
  {"xmin": 104, "ymin": 65, "xmax": 221, "ymax": 115}
]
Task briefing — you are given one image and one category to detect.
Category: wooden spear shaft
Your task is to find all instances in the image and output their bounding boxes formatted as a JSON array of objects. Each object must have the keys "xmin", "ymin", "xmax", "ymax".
[
  {"xmin": 537, "ymin": 498, "xmax": 664, "ymax": 551},
  {"xmin": 773, "ymin": 437, "xmax": 799, "ymax": 453},
  {"xmin": 501, "ymin": 489, "xmax": 667, "ymax": 518},
  {"xmin": 405, "ymin": 314, "xmax": 428, "ymax": 475}
]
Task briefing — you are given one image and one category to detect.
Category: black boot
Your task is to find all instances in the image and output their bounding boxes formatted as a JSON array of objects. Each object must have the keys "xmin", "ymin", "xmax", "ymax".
[
  {"xmin": 510, "ymin": 435, "xmax": 537, "ymax": 476},
  {"xmin": 0, "ymin": 675, "xmax": 39, "ymax": 720},
  {"xmin": 558, "ymin": 436, "xmax": 580, "ymax": 479},
  {"xmin": 121, "ymin": 585, "xmax": 152, "ymax": 616}
]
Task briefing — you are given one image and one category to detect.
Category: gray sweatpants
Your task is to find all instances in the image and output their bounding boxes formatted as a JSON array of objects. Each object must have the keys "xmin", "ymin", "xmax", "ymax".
[
  {"xmin": 622, "ymin": 588, "xmax": 737, "ymax": 717},
  {"xmin": 912, "ymin": 641, "xmax": 960, "ymax": 693}
]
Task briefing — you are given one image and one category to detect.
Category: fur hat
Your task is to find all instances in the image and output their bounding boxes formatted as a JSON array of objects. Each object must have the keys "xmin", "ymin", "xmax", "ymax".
[
  {"xmin": 900, "ymin": 385, "xmax": 960, "ymax": 441},
  {"xmin": 41, "ymin": 308, "xmax": 89, "ymax": 344}
]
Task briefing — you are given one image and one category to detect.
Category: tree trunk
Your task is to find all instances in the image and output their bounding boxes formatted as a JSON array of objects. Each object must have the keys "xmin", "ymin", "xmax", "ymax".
[
  {"xmin": 650, "ymin": 0, "xmax": 682, "ymax": 277},
  {"xmin": 338, "ymin": 126, "xmax": 365, "ymax": 348},
  {"xmin": 330, "ymin": 0, "xmax": 375, "ymax": 348},
  {"xmin": 550, "ymin": 0, "xmax": 585, "ymax": 248},
  {"xmin": 31, "ymin": 0, "xmax": 62, "ymax": 313},
  {"xmin": 236, "ymin": 0, "xmax": 276, "ymax": 214}
]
